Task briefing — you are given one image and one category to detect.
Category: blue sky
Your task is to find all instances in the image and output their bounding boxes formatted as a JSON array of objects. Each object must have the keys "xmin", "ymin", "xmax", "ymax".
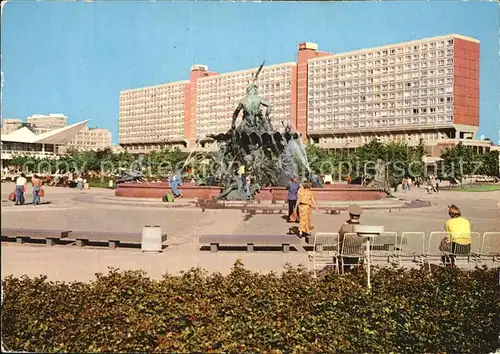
[{"xmin": 1, "ymin": 1, "xmax": 499, "ymax": 144}]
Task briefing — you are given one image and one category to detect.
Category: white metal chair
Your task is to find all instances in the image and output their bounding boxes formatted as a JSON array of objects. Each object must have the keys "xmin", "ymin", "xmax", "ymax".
[
  {"xmin": 397, "ymin": 232, "xmax": 426, "ymax": 268},
  {"xmin": 427, "ymin": 231, "xmax": 452, "ymax": 272},
  {"xmin": 479, "ymin": 232, "xmax": 500, "ymax": 265},
  {"xmin": 339, "ymin": 233, "xmax": 365, "ymax": 274},
  {"xmin": 447, "ymin": 232, "xmax": 481, "ymax": 269},
  {"xmin": 309, "ymin": 232, "xmax": 340, "ymax": 277},
  {"xmin": 370, "ymin": 231, "xmax": 399, "ymax": 265}
]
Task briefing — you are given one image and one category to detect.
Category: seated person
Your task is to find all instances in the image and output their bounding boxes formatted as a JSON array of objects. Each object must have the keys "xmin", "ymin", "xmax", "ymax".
[
  {"xmin": 442, "ymin": 204, "xmax": 472, "ymax": 266},
  {"xmin": 338, "ymin": 204, "xmax": 363, "ymax": 272},
  {"xmin": 311, "ymin": 174, "xmax": 323, "ymax": 188}
]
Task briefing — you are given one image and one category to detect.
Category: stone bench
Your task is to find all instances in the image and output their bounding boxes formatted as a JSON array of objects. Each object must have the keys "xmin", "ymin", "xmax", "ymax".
[
  {"xmin": 69, "ymin": 231, "xmax": 166, "ymax": 249},
  {"xmin": 318, "ymin": 206, "xmax": 346, "ymax": 215},
  {"xmin": 195, "ymin": 199, "xmax": 225, "ymax": 211},
  {"xmin": 241, "ymin": 207, "xmax": 286, "ymax": 214},
  {"xmin": 242, "ymin": 206, "xmax": 344, "ymax": 215},
  {"xmin": 1, "ymin": 228, "xmax": 71, "ymax": 246},
  {"xmin": 199, "ymin": 234, "xmax": 302, "ymax": 253}
]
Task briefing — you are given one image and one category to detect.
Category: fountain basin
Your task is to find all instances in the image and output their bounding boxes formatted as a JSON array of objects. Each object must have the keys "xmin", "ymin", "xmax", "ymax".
[{"xmin": 115, "ymin": 182, "xmax": 386, "ymax": 201}]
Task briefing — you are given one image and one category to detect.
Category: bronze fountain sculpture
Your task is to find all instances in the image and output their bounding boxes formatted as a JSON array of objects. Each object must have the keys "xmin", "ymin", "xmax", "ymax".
[{"xmin": 207, "ymin": 62, "xmax": 308, "ymax": 200}]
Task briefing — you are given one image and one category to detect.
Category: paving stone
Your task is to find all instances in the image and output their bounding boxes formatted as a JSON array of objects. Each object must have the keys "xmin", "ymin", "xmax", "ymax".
[{"xmin": 1, "ymin": 182, "xmax": 499, "ymax": 282}]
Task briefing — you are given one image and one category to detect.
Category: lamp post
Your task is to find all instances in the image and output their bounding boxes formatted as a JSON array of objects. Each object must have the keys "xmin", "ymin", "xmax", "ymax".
[{"xmin": 354, "ymin": 225, "xmax": 384, "ymax": 289}]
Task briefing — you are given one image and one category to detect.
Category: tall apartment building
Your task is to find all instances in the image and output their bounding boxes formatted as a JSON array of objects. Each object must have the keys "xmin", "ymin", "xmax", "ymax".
[
  {"xmin": 119, "ymin": 81, "xmax": 189, "ymax": 152},
  {"xmin": 1, "ymin": 119, "xmax": 23, "ymax": 135},
  {"xmin": 119, "ymin": 33, "xmax": 485, "ymax": 157},
  {"xmin": 66, "ymin": 126, "xmax": 112, "ymax": 151},
  {"xmin": 306, "ymin": 34, "xmax": 480, "ymax": 158},
  {"xmin": 195, "ymin": 62, "xmax": 296, "ymax": 145},
  {"xmin": 27, "ymin": 114, "xmax": 68, "ymax": 134}
]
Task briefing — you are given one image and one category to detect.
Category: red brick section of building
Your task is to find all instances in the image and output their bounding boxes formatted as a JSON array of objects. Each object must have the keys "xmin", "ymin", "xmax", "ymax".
[
  {"xmin": 453, "ymin": 38, "xmax": 480, "ymax": 131},
  {"xmin": 185, "ymin": 66, "xmax": 218, "ymax": 148},
  {"xmin": 290, "ymin": 65, "xmax": 298, "ymax": 131},
  {"xmin": 295, "ymin": 43, "xmax": 331, "ymax": 140}
]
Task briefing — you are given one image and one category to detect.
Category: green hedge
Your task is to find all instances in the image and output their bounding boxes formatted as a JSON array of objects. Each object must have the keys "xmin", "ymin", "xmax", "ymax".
[{"xmin": 2, "ymin": 263, "xmax": 500, "ymax": 353}]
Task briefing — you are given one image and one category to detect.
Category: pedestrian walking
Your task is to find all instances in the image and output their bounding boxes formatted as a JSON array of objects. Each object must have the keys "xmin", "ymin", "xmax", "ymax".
[
  {"xmin": 295, "ymin": 181, "xmax": 319, "ymax": 238},
  {"xmin": 286, "ymin": 177, "xmax": 300, "ymax": 222},
  {"xmin": 14, "ymin": 173, "xmax": 27, "ymax": 205},
  {"xmin": 31, "ymin": 174, "xmax": 43, "ymax": 205}
]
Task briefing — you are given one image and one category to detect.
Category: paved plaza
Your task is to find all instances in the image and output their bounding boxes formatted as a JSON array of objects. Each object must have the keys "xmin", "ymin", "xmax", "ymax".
[{"xmin": 1, "ymin": 182, "xmax": 499, "ymax": 282}]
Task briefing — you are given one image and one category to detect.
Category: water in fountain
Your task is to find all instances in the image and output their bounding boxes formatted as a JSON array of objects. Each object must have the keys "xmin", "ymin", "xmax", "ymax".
[
  {"xmin": 181, "ymin": 140, "xmax": 201, "ymax": 170},
  {"xmin": 278, "ymin": 141, "xmax": 298, "ymax": 186},
  {"xmin": 289, "ymin": 138, "xmax": 311, "ymax": 174}
]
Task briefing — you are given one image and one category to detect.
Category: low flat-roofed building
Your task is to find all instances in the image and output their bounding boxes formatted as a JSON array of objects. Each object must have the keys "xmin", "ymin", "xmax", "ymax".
[{"xmin": 1, "ymin": 121, "xmax": 88, "ymax": 161}]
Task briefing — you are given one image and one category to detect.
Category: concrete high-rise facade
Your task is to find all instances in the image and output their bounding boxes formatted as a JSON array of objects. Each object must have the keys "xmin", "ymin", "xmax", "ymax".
[
  {"xmin": 1, "ymin": 119, "xmax": 23, "ymax": 135},
  {"xmin": 66, "ymin": 126, "xmax": 112, "ymax": 151},
  {"xmin": 195, "ymin": 62, "xmax": 296, "ymax": 146},
  {"xmin": 118, "ymin": 34, "xmax": 484, "ymax": 156},
  {"xmin": 119, "ymin": 82, "xmax": 189, "ymax": 152},
  {"xmin": 306, "ymin": 34, "xmax": 480, "ymax": 154},
  {"xmin": 27, "ymin": 114, "xmax": 68, "ymax": 134}
]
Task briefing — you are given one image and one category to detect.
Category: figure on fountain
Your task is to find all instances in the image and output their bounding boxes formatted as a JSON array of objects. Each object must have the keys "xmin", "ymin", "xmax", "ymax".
[
  {"xmin": 231, "ymin": 83, "xmax": 273, "ymax": 135},
  {"xmin": 206, "ymin": 61, "xmax": 310, "ymax": 200},
  {"xmin": 116, "ymin": 156, "xmax": 147, "ymax": 184}
]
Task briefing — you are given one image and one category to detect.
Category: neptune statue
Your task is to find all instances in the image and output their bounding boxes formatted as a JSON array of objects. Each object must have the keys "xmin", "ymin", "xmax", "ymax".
[{"xmin": 207, "ymin": 62, "xmax": 308, "ymax": 200}]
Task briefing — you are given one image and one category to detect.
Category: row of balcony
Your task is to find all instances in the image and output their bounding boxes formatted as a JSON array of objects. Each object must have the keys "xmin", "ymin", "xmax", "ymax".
[
  {"xmin": 119, "ymin": 117, "xmax": 184, "ymax": 122},
  {"xmin": 196, "ymin": 105, "xmax": 291, "ymax": 113},
  {"xmin": 199, "ymin": 76, "xmax": 291, "ymax": 87},
  {"xmin": 119, "ymin": 122, "xmax": 184, "ymax": 126},
  {"xmin": 309, "ymin": 91, "xmax": 453, "ymax": 103},
  {"xmin": 309, "ymin": 117, "xmax": 453, "ymax": 130},
  {"xmin": 120, "ymin": 115, "xmax": 185, "ymax": 120},
  {"xmin": 120, "ymin": 128, "xmax": 184, "ymax": 133},
  {"xmin": 309, "ymin": 39, "xmax": 454, "ymax": 65},
  {"xmin": 309, "ymin": 74, "xmax": 453, "ymax": 88},
  {"xmin": 310, "ymin": 79, "xmax": 453, "ymax": 93},
  {"xmin": 121, "ymin": 88, "xmax": 186, "ymax": 95},
  {"xmin": 120, "ymin": 103, "xmax": 184, "ymax": 107},
  {"xmin": 309, "ymin": 66, "xmax": 454, "ymax": 82},
  {"xmin": 310, "ymin": 95, "xmax": 454, "ymax": 106},
  {"xmin": 310, "ymin": 110, "xmax": 452, "ymax": 119},
  {"xmin": 197, "ymin": 90, "xmax": 290, "ymax": 98},
  {"xmin": 119, "ymin": 106, "xmax": 184, "ymax": 111},
  {"xmin": 310, "ymin": 51, "xmax": 454, "ymax": 72}
]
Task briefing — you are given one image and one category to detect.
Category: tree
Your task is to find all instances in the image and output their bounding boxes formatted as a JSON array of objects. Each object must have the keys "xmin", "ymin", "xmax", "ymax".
[
  {"xmin": 438, "ymin": 143, "xmax": 480, "ymax": 184},
  {"xmin": 477, "ymin": 150, "xmax": 499, "ymax": 177}
]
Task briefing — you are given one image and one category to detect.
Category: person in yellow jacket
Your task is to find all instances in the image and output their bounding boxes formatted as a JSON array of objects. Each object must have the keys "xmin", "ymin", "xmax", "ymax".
[
  {"xmin": 442, "ymin": 204, "xmax": 472, "ymax": 266},
  {"xmin": 295, "ymin": 182, "xmax": 319, "ymax": 238}
]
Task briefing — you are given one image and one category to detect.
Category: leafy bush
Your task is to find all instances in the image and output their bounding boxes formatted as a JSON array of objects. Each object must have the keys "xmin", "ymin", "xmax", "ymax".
[{"xmin": 2, "ymin": 263, "xmax": 499, "ymax": 353}]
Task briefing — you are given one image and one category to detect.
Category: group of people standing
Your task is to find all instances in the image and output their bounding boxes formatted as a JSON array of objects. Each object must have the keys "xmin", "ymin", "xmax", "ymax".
[
  {"xmin": 13, "ymin": 173, "xmax": 43, "ymax": 205},
  {"xmin": 393, "ymin": 175, "xmax": 440, "ymax": 194}
]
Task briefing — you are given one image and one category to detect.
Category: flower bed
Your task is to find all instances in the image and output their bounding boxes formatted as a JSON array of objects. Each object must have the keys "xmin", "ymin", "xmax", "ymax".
[{"xmin": 2, "ymin": 262, "xmax": 499, "ymax": 353}]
